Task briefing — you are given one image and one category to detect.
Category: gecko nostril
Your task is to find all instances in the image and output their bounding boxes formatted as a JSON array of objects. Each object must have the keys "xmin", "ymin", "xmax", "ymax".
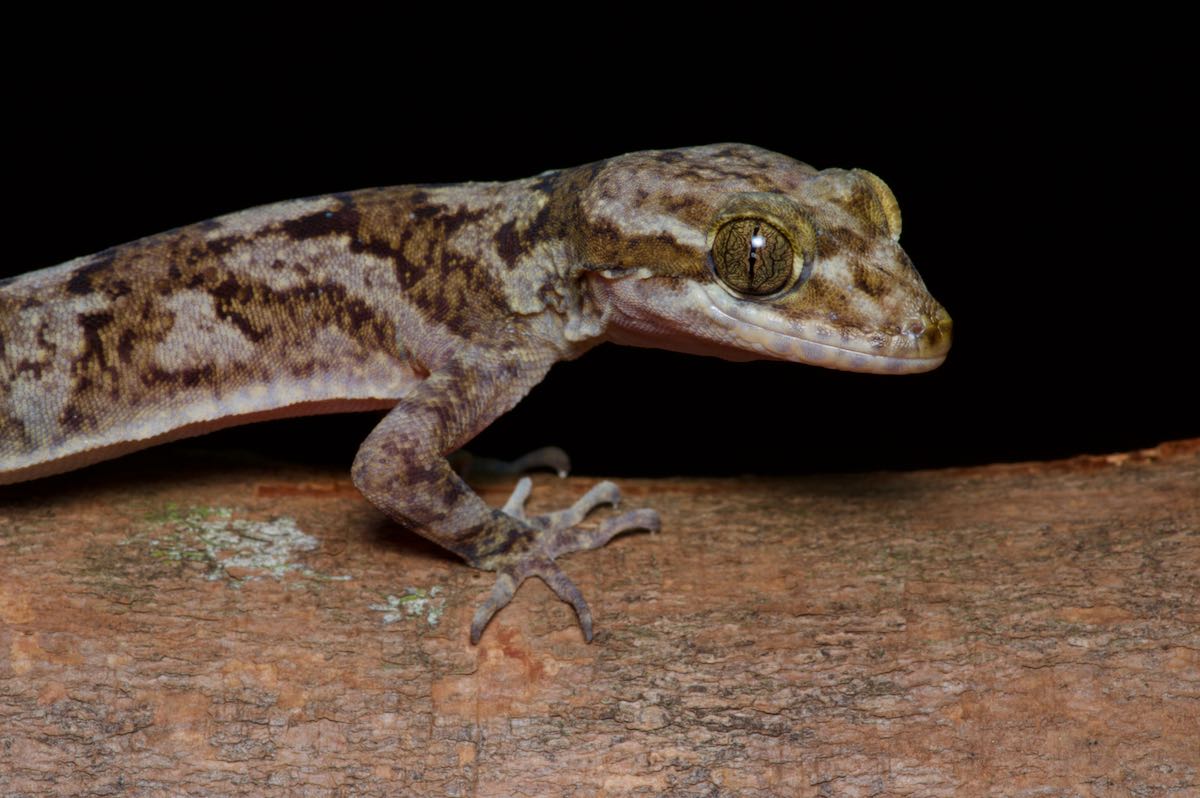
[{"xmin": 904, "ymin": 318, "xmax": 927, "ymax": 337}]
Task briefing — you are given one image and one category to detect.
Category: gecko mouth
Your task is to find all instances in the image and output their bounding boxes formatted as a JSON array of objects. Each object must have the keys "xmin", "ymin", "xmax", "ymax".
[
  {"xmin": 700, "ymin": 282, "xmax": 952, "ymax": 375},
  {"xmin": 597, "ymin": 275, "xmax": 951, "ymax": 374}
]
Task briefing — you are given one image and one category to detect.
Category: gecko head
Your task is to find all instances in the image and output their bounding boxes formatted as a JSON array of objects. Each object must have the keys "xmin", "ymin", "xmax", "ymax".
[{"xmin": 577, "ymin": 144, "xmax": 951, "ymax": 374}]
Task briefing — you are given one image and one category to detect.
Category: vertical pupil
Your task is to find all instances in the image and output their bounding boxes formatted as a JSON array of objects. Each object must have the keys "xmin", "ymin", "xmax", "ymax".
[{"xmin": 747, "ymin": 223, "xmax": 762, "ymax": 283}]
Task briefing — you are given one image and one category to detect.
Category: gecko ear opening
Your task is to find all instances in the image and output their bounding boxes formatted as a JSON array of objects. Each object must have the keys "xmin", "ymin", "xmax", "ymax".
[{"xmin": 852, "ymin": 169, "xmax": 903, "ymax": 242}]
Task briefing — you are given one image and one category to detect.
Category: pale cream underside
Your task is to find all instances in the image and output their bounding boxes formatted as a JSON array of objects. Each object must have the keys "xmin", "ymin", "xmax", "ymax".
[{"xmin": 0, "ymin": 393, "xmax": 409, "ymax": 486}]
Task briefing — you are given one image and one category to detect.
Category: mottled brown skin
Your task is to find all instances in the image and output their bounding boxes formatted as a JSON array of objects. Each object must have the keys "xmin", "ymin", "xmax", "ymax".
[{"xmin": 0, "ymin": 144, "xmax": 951, "ymax": 643}]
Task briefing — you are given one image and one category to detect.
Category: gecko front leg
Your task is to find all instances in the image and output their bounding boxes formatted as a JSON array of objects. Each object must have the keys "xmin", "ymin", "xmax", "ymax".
[{"xmin": 350, "ymin": 355, "xmax": 659, "ymax": 644}]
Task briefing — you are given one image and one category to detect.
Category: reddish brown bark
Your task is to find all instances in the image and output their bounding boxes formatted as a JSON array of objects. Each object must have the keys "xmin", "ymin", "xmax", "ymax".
[{"xmin": 2, "ymin": 441, "xmax": 1198, "ymax": 796}]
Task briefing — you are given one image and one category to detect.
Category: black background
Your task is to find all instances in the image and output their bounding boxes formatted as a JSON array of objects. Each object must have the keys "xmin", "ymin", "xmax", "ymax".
[{"xmin": 4, "ymin": 27, "xmax": 1193, "ymax": 478}]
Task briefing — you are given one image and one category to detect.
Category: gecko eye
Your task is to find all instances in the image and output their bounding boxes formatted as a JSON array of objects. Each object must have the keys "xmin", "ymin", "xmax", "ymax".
[{"xmin": 711, "ymin": 218, "xmax": 793, "ymax": 295}]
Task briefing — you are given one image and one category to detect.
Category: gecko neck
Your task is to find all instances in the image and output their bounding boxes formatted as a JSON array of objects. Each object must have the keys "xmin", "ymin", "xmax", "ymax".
[{"xmin": 337, "ymin": 170, "xmax": 611, "ymax": 364}]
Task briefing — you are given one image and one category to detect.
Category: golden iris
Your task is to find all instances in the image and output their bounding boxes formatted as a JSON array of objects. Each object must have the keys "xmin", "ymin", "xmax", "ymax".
[{"xmin": 711, "ymin": 219, "xmax": 792, "ymax": 295}]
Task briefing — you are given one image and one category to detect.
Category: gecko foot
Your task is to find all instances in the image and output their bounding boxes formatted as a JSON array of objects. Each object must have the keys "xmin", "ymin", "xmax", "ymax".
[{"xmin": 469, "ymin": 478, "xmax": 660, "ymax": 644}]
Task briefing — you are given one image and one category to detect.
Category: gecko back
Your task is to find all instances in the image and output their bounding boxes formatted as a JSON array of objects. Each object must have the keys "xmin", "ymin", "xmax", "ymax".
[{"xmin": 0, "ymin": 192, "xmax": 441, "ymax": 484}]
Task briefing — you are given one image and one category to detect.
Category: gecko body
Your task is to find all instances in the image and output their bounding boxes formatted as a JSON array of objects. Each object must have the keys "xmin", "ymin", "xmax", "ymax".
[{"xmin": 0, "ymin": 144, "xmax": 951, "ymax": 642}]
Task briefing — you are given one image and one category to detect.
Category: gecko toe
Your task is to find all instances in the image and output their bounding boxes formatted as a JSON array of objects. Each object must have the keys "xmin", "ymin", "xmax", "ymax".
[
  {"xmin": 539, "ymin": 480, "xmax": 621, "ymax": 529},
  {"xmin": 536, "ymin": 562, "xmax": 594, "ymax": 642},
  {"xmin": 470, "ymin": 571, "xmax": 519, "ymax": 644},
  {"xmin": 544, "ymin": 507, "xmax": 660, "ymax": 559},
  {"xmin": 501, "ymin": 477, "xmax": 534, "ymax": 518}
]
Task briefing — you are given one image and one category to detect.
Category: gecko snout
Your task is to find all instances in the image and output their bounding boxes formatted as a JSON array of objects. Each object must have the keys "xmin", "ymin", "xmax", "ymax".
[{"xmin": 905, "ymin": 305, "xmax": 953, "ymax": 355}]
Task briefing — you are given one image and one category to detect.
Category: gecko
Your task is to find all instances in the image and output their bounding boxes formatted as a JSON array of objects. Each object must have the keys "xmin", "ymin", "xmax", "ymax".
[{"xmin": 0, "ymin": 144, "xmax": 951, "ymax": 643}]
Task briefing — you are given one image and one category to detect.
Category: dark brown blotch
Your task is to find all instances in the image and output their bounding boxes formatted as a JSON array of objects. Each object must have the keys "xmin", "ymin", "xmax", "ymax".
[
  {"xmin": 106, "ymin": 279, "xmax": 132, "ymax": 300},
  {"xmin": 178, "ymin": 365, "xmax": 215, "ymax": 388},
  {"xmin": 117, "ymin": 329, "xmax": 137, "ymax": 364},
  {"xmin": 204, "ymin": 235, "xmax": 245, "ymax": 257},
  {"xmin": 35, "ymin": 322, "xmax": 57, "ymax": 355},
  {"xmin": 78, "ymin": 311, "xmax": 116, "ymax": 372},
  {"xmin": 210, "ymin": 276, "xmax": 250, "ymax": 303},
  {"xmin": 580, "ymin": 216, "xmax": 698, "ymax": 277},
  {"xmin": 220, "ymin": 309, "xmax": 268, "ymax": 343},
  {"xmin": 65, "ymin": 252, "xmax": 117, "ymax": 296},
  {"xmin": 290, "ymin": 359, "xmax": 317, "ymax": 379},
  {"xmin": 396, "ymin": 459, "xmax": 447, "ymax": 488},
  {"xmin": 14, "ymin": 359, "xmax": 46, "ymax": 379},
  {"xmin": 664, "ymin": 195, "xmax": 694, "ymax": 213},
  {"xmin": 494, "ymin": 220, "xmax": 522, "ymax": 269},
  {"xmin": 458, "ymin": 512, "xmax": 527, "ymax": 566},
  {"xmin": 852, "ymin": 263, "xmax": 887, "ymax": 298},
  {"xmin": 278, "ymin": 194, "xmax": 361, "ymax": 241},
  {"xmin": 138, "ymin": 364, "xmax": 216, "ymax": 390},
  {"xmin": 391, "ymin": 230, "xmax": 423, "ymax": 289},
  {"xmin": 438, "ymin": 206, "xmax": 488, "ymax": 236},
  {"xmin": 59, "ymin": 405, "xmax": 89, "ymax": 434},
  {"xmin": 410, "ymin": 205, "xmax": 441, "ymax": 222}
]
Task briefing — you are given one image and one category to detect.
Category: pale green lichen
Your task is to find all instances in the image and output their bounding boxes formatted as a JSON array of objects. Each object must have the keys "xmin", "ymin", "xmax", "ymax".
[
  {"xmin": 369, "ymin": 586, "xmax": 445, "ymax": 627},
  {"xmin": 142, "ymin": 505, "xmax": 351, "ymax": 584}
]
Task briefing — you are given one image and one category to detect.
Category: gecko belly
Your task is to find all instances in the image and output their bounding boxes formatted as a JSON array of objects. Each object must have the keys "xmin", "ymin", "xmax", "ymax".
[{"xmin": 0, "ymin": 387, "xmax": 413, "ymax": 486}]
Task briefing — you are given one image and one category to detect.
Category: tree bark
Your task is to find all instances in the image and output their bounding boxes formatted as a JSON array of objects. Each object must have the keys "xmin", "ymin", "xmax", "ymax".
[{"xmin": 2, "ymin": 440, "xmax": 1198, "ymax": 796}]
